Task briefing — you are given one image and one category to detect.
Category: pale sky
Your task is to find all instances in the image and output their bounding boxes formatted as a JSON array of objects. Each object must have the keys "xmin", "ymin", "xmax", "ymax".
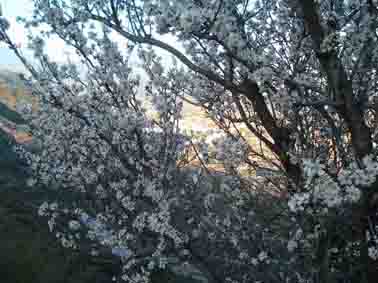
[
  {"xmin": 1, "ymin": 0, "xmax": 82, "ymax": 72},
  {"xmin": 0, "ymin": 0, "xmax": 33, "ymax": 70},
  {"xmin": 0, "ymin": 0, "xmax": 180, "ymax": 74}
]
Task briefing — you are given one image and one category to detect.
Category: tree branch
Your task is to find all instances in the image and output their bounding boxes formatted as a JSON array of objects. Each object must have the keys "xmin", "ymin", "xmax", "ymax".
[{"xmin": 298, "ymin": 0, "xmax": 372, "ymax": 159}]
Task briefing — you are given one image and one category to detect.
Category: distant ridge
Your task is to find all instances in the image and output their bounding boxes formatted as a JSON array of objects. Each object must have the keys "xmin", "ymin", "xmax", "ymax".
[
  {"xmin": 0, "ymin": 68, "xmax": 34, "ymax": 144},
  {"xmin": 0, "ymin": 64, "xmax": 27, "ymax": 74},
  {"xmin": 0, "ymin": 69, "xmax": 28, "ymax": 90}
]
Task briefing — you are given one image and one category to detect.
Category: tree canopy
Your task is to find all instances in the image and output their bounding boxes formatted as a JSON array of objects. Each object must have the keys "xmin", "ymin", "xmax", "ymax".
[{"xmin": 1, "ymin": 0, "xmax": 378, "ymax": 282}]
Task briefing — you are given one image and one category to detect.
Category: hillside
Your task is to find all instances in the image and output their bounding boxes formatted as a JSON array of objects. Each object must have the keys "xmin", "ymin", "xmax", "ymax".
[{"xmin": 0, "ymin": 69, "xmax": 34, "ymax": 143}]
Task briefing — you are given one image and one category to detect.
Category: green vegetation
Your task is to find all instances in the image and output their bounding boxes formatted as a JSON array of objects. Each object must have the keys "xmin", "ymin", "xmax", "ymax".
[
  {"xmin": 0, "ymin": 188, "xmax": 118, "ymax": 283},
  {"xmin": 0, "ymin": 127, "xmax": 117, "ymax": 283},
  {"xmin": 0, "ymin": 100, "xmax": 26, "ymax": 124}
]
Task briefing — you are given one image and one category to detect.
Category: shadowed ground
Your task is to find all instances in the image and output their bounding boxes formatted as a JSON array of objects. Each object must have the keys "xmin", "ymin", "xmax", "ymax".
[{"xmin": 0, "ymin": 127, "xmax": 117, "ymax": 283}]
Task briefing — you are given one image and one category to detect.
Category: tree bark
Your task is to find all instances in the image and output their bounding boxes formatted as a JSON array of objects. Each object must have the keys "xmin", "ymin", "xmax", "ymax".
[
  {"xmin": 297, "ymin": 1, "xmax": 375, "ymax": 282},
  {"xmin": 240, "ymin": 79, "xmax": 303, "ymax": 189}
]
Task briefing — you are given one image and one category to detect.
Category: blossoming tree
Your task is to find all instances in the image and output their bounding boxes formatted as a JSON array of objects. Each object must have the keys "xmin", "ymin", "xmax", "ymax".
[{"xmin": 1, "ymin": 0, "xmax": 378, "ymax": 282}]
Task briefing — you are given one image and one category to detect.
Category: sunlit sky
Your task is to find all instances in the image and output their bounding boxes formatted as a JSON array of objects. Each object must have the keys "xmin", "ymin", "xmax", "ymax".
[
  {"xmin": 0, "ymin": 0, "xmax": 87, "ymax": 71},
  {"xmin": 0, "ymin": 0, "xmax": 33, "ymax": 70},
  {"xmin": 0, "ymin": 0, "xmax": 179, "ymax": 75}
]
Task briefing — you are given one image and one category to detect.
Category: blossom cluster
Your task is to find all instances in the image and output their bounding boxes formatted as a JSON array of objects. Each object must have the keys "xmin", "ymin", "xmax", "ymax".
[{"xmin": 3, "ymin": 0, "xmax": 378, "ymax": 282}]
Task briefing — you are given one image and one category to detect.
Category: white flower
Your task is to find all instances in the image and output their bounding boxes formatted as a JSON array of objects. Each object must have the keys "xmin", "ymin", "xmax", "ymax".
[
  {"xmin": 48, "ymin": 218, "xmax": 56, "ymax": 232},
  {"xmin": 69, "ymin": 220, "xmax": 81, "ymax": 231},
  {"xmin": 258, "ymin": 251, "xmax": 268, "ymax": 262},
  {"xmin": 287, "ymin": 240, "xmax": 298, "ymax": 252},
  {"xmin": 26, "ymin": 178, "xmax": 37, "ymax": 187},
  {"xmin": 239, "ymin": 251, "xmax": 249, "ymax": 260},
  {"xmin": 147, "ymin": 261, "xmax": 155, "ymax": 270},
  {"xmin": 159, "ymin": 257, "xmax": 168, "ymax": 269},
  {"xmin": 368, "ymin": 246, "xmax": 378, "ymax": 260},
  {"xmin": 49, "ymin": 202, "xmax": 58, "ymax": 211},
  {"xmin": 288, "ymin": 193, "xmax": 310, "ymax": 212},
  {"xmin": 38, "ymin": 201, "xmax": 49, "ymax": 216},
  {"xmin": 90, "ymin": 249, "xmax": 99, "ymax": 256}
]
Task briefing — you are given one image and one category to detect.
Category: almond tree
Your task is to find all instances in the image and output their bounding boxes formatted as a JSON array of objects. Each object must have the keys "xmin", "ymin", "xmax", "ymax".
[{"xmin": 1, "ymin": 0, "xmax": 378, "ymax": 282}]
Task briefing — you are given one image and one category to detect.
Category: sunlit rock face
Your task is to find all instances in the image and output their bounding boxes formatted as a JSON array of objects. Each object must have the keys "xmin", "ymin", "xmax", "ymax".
[
  {"xmin": 0, "ymin": 69, "xmax": 36, "ymax": 144},
  {"xmin": 0, "ymin": 69, "xmax": 35, "ymax": 186},
  {"xmin": 0, "ymin": 70, "xmax": 31, "ymax": 107}
]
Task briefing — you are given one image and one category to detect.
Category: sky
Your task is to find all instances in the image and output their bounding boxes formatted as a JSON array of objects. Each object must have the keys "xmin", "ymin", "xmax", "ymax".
[
  {"xmin": 0, "ymin": 0, "xmax": 33, "ymax": 71},
  {"xmin": 0, "ymin": 0, "xmax": 180, "ymax": 74},
  {"xmin": 0, "ymin": 0, "xmax": 81, "ymax": 72}
]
